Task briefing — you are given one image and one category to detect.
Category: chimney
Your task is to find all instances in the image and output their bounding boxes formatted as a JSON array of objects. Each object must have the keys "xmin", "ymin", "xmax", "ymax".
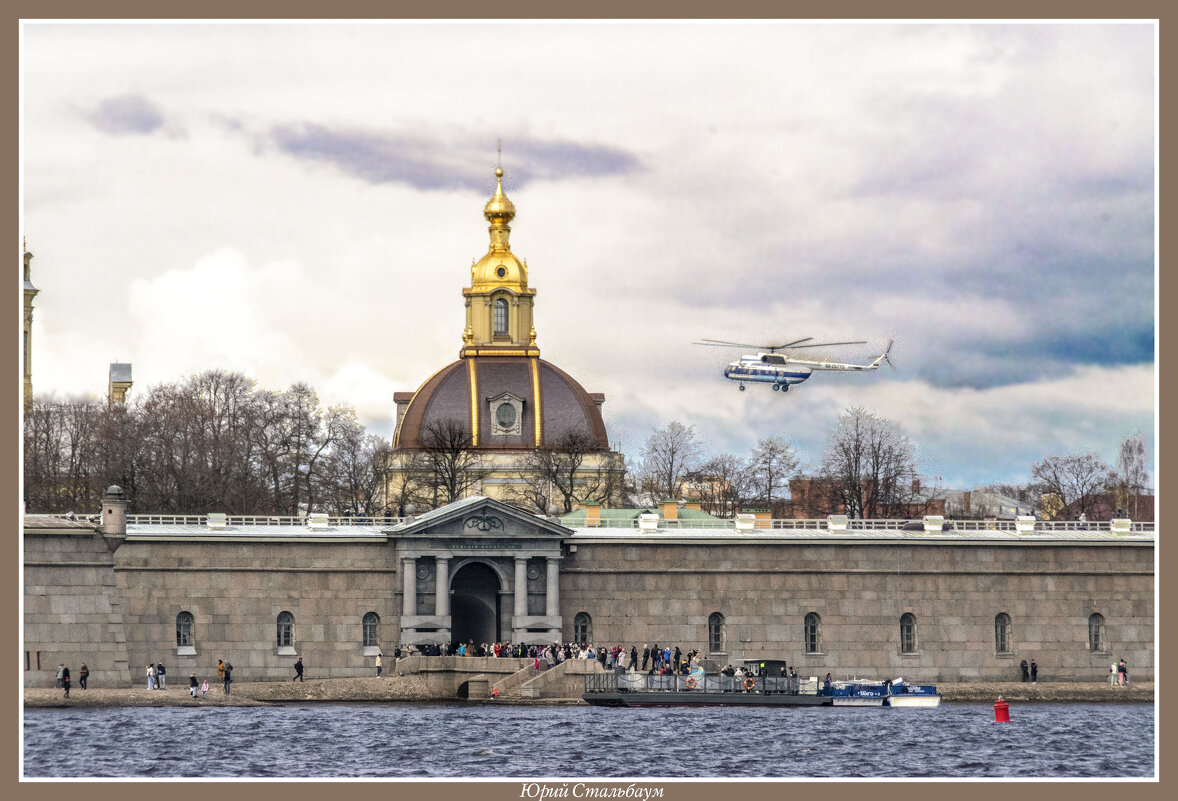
[
  {"xmin": 912, "ymin": 478, "xmax": 921, "ymax": 494},
  {"xmin": 100, "ymin": 485, "xmax": 128, "ymax": 551},
  {"xmin": 583, "ymin": 501, "xmax": 601, "ymax": 528},
  {"xmin": 963, "ymin": 490, "xmax": 971, "ymax": 517},
  {"xmin": 661, "ymin": 499, "xmax": 678, "ymax": 521}
]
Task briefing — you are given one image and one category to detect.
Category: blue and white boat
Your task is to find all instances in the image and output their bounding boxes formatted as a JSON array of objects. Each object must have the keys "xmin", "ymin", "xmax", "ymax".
[
  {"xmin": 884, "ymin": 678, "xmax": 941, "ymax": 707},
  {"xmin": 822, "ymin": 679, "xmax": 889, "ymax": 706}
]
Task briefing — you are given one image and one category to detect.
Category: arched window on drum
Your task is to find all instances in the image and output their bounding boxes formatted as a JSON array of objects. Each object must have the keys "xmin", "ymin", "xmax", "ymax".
[
  {"xmin": 573, "ymin": 612, "xmax": 592, "ymax": 645},
  {"xmin": 494, "ymin": 298, "xmax": 509, "ymax": 336}
]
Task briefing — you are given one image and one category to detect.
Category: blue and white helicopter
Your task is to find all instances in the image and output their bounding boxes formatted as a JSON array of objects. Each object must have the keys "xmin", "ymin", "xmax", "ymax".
[{"xmin": 696, "ymin": 337, "xmax": 895, "ymax": 393}]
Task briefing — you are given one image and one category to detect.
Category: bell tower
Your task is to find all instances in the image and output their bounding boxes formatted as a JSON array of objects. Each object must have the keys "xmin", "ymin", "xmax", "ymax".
[
  {"xmin": 460, "ymin": 161, "xmax": 539, "ymax": 359},
  {"xmin": 23, "ymin": 241, "xmax": 38, "ymax": 410}
]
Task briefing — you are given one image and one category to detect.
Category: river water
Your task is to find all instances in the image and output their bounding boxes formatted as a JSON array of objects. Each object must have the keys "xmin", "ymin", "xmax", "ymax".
[{"xmin": 23, "ymin": 702, "xmax": 1154, "ymax": 779}]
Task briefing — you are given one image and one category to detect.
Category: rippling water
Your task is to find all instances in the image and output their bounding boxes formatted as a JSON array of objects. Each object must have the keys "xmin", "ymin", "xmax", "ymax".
[{"xmin": 23, "ymin": 702, "xmax": 1154, "ymax": 778}]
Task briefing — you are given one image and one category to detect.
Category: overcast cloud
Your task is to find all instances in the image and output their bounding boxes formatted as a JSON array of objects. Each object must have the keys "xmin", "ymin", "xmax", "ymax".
[{"xmin": 21, "ymin": 22, "xmax": 1156, "ymax": 489}]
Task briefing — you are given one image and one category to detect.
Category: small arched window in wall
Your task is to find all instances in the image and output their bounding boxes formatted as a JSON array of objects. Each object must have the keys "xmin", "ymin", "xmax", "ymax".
[
  {"xmin": 1089, "ymin": 613, "xmax": 1106, "ymax": 652},
  {"xmin": 994, "ymin": 613, "xmax": 1012, "ymax": 654},
  {"xmin": 176, "ymin": 611, "xmax": 195, "ymax": 655},
  {"xmin": 804, "ymin": 612, "xmax": 821, "ymax": 654},
  {"xmin": 494, "ymin": 298, "xmax": 509, "ymax": 335},
  {"xmin": 363, "ymin": 612, "xmax": 380, "ymax": 648},
  {"xmin": 708, "ymin": 612, "xmax": 725, "ymax": 653},
  {"xmin": 900, "ymin": 613, "xmax": 918, "ymax": 654},
  {"xmin": 277, "ymin": 611, "xmax": 295, "ymax": 650},
  {"xmin": 574, "ymin": 612, "xmax": 592, "ymax": 645}
]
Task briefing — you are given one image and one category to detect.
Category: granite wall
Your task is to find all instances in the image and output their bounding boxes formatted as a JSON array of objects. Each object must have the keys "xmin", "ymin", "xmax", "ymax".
[{"xmin": 24, "ymin": 520, "xmax": 1154, "ymax": 687}]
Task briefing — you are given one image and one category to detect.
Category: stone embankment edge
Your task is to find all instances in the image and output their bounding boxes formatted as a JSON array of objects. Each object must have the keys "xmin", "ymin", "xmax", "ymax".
[{"xmin": 23, "ymin": 678, "xmax": 1153, "ymax": 709}]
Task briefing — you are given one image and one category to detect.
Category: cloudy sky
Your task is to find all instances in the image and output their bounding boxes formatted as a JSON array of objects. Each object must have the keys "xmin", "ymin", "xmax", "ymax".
[{"xmin": 21, "ymin": 22, "xmax": 1155, "ymax": 489}]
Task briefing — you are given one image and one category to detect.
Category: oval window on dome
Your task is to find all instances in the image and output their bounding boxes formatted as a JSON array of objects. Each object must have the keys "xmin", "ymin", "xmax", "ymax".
[
  {"xmin": 496, "ymin": 403, "xmax": 517, "ymax": 429},
  {"xmin": 496, "ymin": 266, "xmax": 507, "ymax": 278}
]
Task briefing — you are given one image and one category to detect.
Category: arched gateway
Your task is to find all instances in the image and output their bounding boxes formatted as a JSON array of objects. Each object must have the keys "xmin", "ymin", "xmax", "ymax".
[
  {"xmin": 450, "ymin": 561, "xmax": 501, "ymax": 644},
  {"xmin": 394, "ymin": 496, "xmax": 566, "ymax": 647}
]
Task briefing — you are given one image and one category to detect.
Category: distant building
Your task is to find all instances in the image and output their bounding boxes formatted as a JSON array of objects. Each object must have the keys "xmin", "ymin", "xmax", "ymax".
[
  {"xmin": 787, "ymin": 475, "xmax": 946, "ymax": 519},
  {"xmin": 108, "ymin": 362, "xmax": 133, "ymax": 404}
]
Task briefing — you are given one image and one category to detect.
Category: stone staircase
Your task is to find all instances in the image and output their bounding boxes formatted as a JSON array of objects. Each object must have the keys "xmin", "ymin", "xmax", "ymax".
[{"xmin": 509, "ymin": 658, "xmax": 609, "ymax": 700}]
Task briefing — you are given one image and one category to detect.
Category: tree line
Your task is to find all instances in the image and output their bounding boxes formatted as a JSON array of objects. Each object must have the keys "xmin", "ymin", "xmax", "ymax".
[
  {"xmin": 23, "ymin": 370, "xmax": 390, "ymax": 516},
  {"xmin": 627, "ymin": 411, "xmax": 1151, "ymax": 521},
  {"xmin": 23, "ymin": 371, "xmax": 1151, "ymax": 520}
]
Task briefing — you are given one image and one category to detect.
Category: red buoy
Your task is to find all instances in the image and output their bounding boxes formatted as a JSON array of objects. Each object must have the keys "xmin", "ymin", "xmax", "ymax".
[{"xmin": 994, "ymin": 697, "xmax": 1010, "ymax": 722}]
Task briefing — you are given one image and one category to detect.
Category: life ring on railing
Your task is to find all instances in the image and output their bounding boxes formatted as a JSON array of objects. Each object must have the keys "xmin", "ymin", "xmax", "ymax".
[
  {"xmin": 685, "ymin": 677, "xmax": 697, "ymax": 690},
  {"xmin": 743, "ymin": 676, "xmax": 756, "ymax": 690}
]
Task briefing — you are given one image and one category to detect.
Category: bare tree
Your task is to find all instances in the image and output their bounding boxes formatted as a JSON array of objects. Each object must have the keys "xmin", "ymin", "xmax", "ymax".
[
  {"xmin": 686, "ymin": 454, "xmax": 752, "ymax": 518},
  {"xmin": 419, "ymin": 418, "xmax": 488, "ymax": 506},
  {"xmin": 1111, "ymin": 432, "xmax": 1150, "ymax": 518},
  {"xmin": 748, "ymin": 435, "xmax": 800, "ymax": 510},
  {"xmin": 320, "ymin": 410, "xmax": 393, "ymax": 516},
  {"xmin": 1031, "ymin": 451, "xmax": 1112, "ymax": 520},
  {"xmin": 23, "ymin": 397, "xmax": 105, "ymax": 513},
  {"xmin": 383, "ymin": 449, "xmax": 432, "ymax": 516},
  {"xmin": 507, "ymin": 429, "xmax": 623, "ymax": 514},
  {"xmin": 638, "ymin": 420, "xmax": 705, "ymax": 505},
  {"xmin": 818, "ymin": 407, "xmax": 920, "ymax": 519}
]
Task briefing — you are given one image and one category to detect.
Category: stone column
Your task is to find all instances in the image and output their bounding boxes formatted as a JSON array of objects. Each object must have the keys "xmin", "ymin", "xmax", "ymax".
[
  {"xmin": 545, "ymin": 556, "xmax": 560, "ymax": 617},
  {"xmin": 402, "ymin": 557, "xmax": 416, "ymax": 617},
  {"xmin": 435, "ymin": 556, "xmax": 450, "ymax": 616},
  {"xmin": 514, "ymin": 557, "xmax": 528, "ymax": 620}
]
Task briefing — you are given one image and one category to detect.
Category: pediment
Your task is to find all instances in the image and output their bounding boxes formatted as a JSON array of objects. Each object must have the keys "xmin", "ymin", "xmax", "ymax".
[{"xmin": 392, "ymin": 496, "xmax": 571, "ymax": 540}]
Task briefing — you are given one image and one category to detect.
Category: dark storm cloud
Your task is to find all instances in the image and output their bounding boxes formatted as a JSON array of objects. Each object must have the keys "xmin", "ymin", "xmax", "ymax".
[
  {"xmin": 263, "ymin": 124, "xmax": 641, "ymax": 190},
  {"xmin": 86, "ymin": 94, "xmax": 167, "ymax": 136}
]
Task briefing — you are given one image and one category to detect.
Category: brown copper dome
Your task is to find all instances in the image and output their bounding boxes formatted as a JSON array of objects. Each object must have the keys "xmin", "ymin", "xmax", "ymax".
[{"xmin": 394, "ymin": 356, "xmax": 609, "ymax": 451}]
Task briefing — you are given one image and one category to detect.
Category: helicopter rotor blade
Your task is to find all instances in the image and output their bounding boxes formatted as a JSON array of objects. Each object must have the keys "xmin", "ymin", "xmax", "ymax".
[
  {"xmin": 764, "ymin": 337, "xmax": 814, "ymax": 352},
  {"xmin": 695, "ymin": 339, "xmax": 767, "ymax": 349},
  {"xmin": 785, "ymin": 340, "xmax": 869, "ymax": 350}
]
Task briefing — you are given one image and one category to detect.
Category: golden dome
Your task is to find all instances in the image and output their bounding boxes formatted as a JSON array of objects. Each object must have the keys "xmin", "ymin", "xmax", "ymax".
[
  {"xmin": 471, "ymin": 250, "xmax": 528, "ymax": 291},
  {"xmin": 483, "ymin": 167, "xmax": 516, "ymax": 225}
]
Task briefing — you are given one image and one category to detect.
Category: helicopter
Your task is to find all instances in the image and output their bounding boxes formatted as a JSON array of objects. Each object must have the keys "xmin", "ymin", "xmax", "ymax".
[{"xmin": 696, "ymin": 337, "xmax": 895, "ymax": 393}]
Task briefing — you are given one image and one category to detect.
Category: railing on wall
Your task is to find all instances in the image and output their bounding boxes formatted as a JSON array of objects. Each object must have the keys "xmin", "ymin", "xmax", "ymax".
[
  {"xmin": 42, "ymin": 512, "xmax": 1153, "ymax": 535},
  {"xmin": 121, "ymin": 514, "xmax": 406, "ymax": 527}
]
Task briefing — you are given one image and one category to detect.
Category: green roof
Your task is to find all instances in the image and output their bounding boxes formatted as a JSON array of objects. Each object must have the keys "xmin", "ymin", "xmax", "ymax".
[{"xmin": 560, "ymin": 506, "xmax": 727, "ymax": 524}]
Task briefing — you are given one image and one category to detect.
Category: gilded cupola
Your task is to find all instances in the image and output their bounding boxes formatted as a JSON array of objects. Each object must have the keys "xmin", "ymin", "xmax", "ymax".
[
  {"xmin": 469, "ymin": 167, "xmax": 532, "ymax": 295},
  {"xmin": 462, "ymin": 162, "xmax": 539, "ymax": 358}
]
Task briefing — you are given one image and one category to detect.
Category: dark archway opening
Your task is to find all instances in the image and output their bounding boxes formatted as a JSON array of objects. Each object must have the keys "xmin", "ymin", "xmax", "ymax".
[{"xmin": 450, "ymin": 561, "xmax": 501, "ymax": 646}]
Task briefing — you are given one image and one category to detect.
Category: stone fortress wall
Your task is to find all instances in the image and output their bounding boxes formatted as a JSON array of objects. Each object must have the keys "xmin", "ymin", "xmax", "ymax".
[
  {"xmin": 560, "ymin": 539, "xmax": 1153, "ymax": 682},
  {"xmin": 24, "ymin": 503, "xmax": 1154, "ymax": 689}
]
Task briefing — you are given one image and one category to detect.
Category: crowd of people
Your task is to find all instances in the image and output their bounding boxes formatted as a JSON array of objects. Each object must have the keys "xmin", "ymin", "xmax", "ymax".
[{"xmin": 390, "ymin": 640, "xmax": 708, "ymax": 675}]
